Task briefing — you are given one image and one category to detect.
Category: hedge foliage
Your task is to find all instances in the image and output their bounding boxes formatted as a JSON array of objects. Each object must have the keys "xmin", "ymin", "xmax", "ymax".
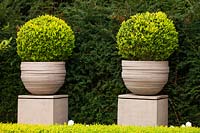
[
  {"xmin": 0, "ymin": 37, "xmax": 12, "ymax": 54},
  {"xmin": 59, "ymin": 1, "xmax": 125, "ymax": 124},
  {"xmin": 0, "ymin": 124, "xmax": 200, "ymax": 133},
  {"xmin": 116, "ymin": 11, "xmax": 178, "ymax": 60},
  {"xmin": 0, "ymin": 0, "xmax": 200, "ymax": 126}
]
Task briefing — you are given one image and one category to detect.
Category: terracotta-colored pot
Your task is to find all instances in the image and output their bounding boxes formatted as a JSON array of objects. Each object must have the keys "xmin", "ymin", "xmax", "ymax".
[
  {"xmin": 122, "ymin": 60, "xmax": 169, "ymax": 95},
  {"xmin": 21, "ymin": 62, "xmax": 66, "ymax": 95}
]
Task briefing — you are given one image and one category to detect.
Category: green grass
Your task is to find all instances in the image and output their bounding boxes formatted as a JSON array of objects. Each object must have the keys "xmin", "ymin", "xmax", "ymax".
[{"xmin": 0, "ymin": 123, "xmax": 200, "ymax": 133}]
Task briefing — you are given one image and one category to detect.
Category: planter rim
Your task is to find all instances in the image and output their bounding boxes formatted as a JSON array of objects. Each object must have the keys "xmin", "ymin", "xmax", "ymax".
[
  {"xmin": 122, "ymin": 60, "xmax": 169, "ymax": 66},
  {"xmin": 21, "ymin": 62, "xmax": 66, "ymax": 65},
  {"xmin": 21, "ymin": 61, "xmax": 65, "ymax": 63},
  {"xmin": 122, "ymin": 60, "xmax": 168, "ymax": 62}
]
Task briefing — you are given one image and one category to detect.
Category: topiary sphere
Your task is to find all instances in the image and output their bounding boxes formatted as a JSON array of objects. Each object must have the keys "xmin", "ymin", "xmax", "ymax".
[
  {"xmin": 116, "ymin": 11, "xmax": 178, "ymax": 61},
  {"xmin": 16, "ymin": 15, "xmax": 75, "ymax": 61}
]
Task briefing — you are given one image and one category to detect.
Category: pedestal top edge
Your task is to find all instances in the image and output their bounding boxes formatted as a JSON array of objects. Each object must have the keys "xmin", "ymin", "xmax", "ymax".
[
  {"xmin": 118, "ymin": 94, "xmax": 168, "ymax": 100},
  {"xmin": 18, "ymin": 95, "xmax": 68, "ymax": 99}
]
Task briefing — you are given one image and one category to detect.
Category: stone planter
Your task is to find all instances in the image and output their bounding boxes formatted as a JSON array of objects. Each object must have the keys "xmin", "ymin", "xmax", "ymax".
[
  {"xmin": 122, "ymin": 60, "xmax": 169, "ymax": 95},
  {"xmin": 21, "ymin": 62, "xmax": 66, "ymax": 95}
]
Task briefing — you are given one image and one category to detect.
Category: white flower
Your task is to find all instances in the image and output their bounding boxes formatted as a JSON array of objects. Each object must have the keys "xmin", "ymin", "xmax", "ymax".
[
  {"xmin": 170, "ymin": 125, "xmax": 174, "ymax": 128},
  {"xmin": 181, "ymin": 124, "xmax": 185, "ymax": 127},
  {"xmin": 186, "ymin": 121, "xmax": 192, "ymax": 127},
  {"xmin": 68, "ymin": 120, "xmax": 74, "ymax": 126},
  {"xmin": 86, "ymin": 125, "xmax": 89, "ymax": 127}
]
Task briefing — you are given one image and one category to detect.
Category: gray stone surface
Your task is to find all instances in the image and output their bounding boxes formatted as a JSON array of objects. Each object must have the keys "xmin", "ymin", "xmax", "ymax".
[
  {"xmin": 18, "ymin": 95, "xmax": 68, "ymax": 124},
  {"xmin": 118, "ymin": 94, "xmax": 168, "ymax": 126},
  {"xmin": 118, "ymin": 94, "xmax": 168, "ymax": 100}
]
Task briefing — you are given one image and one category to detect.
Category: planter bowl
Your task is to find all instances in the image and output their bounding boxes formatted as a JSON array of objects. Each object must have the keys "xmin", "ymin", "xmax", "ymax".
[
  {"xmin": 122, "ymin": 60, "xmax": 169, "ymax": 95},
  {"xmin": 21, "ymin": 62, "xmax": 66, "ymax": 95}
]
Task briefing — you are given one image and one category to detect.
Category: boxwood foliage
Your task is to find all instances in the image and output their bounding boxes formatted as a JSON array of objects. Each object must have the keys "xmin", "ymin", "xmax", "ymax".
[
  {"xmin": 0, "ymin": 0, "xmax": 200, "ymax": 127},
  {"xmin": 116, "ymin": 11, "xmax": 178, "ymax": 60},
  {"xmin": 16, "ymin": 15, "xmax": 75, "ymax": 61},
  {"xmin": 0, "ymin": 124, "xmax": 200, "ymax": 133}
]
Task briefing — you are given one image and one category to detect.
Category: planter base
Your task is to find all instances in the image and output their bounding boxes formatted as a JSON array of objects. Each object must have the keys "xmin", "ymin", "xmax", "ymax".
[
  {"xmin": 117, "ymin": 94, "xmax": 168, "ymax": 126},
  {"xmin": 18, "ymin": 95, "xmax": 68, "ymax": 124}
]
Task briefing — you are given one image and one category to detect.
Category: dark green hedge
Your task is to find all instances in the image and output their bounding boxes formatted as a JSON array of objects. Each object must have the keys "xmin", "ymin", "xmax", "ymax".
[
  {"xmin": 58, "ymin": 1, "xmax": 126, "ymax": 124},
  {"xmin": 0, "ymin": 0, "xmax": 200, "ymax": 126}
]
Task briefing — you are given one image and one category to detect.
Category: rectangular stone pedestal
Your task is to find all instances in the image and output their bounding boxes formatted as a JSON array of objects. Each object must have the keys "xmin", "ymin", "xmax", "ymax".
[
  {"xmin": 18, "ymin": 95, "xmax": 68, "ymax": 124},
  {"xmin": 118, "ymin": 94, "xmax": 168, "ymax": 126}
]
